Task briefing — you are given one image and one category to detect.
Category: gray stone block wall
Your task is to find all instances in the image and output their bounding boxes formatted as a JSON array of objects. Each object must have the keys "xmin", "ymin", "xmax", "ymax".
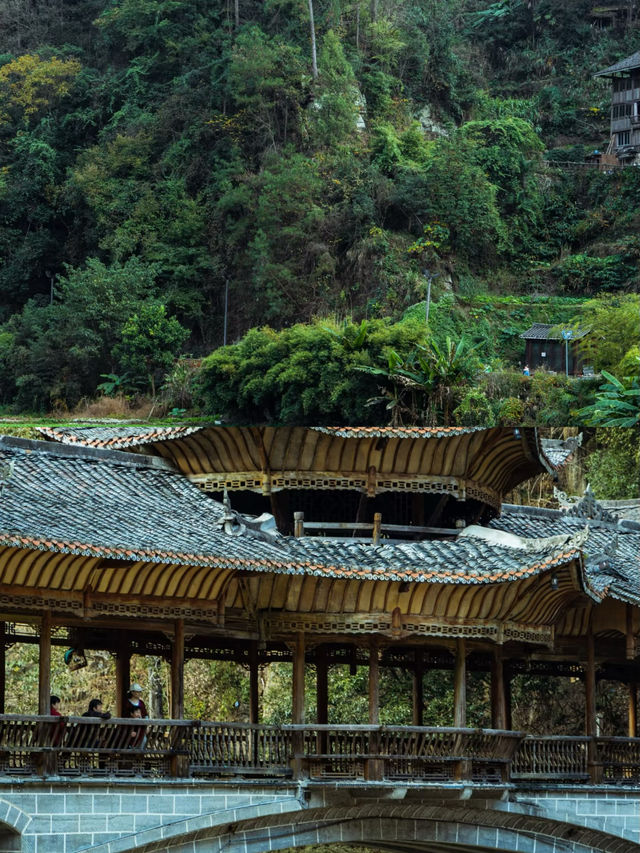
[
  {"xmin": 0, "ymin": 780, "xmax": 299, "ymax": 853},
  {"xmin": 0, "ymin": 780, "xmax": 638, "ymax": 853},
  {"xmin": 511, "ymin": 790, "xmax": 640, "ymax": 844}
]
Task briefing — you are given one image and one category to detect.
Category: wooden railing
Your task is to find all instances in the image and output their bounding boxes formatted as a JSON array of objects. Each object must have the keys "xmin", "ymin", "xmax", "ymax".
[{"xmin": 0, "ymin": 716, "xmax": 638, "ymax": 785}]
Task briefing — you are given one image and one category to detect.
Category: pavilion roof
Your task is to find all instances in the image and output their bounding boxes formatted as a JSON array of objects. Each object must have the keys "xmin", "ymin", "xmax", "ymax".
[
  {"xmin": 0, "ymin": 437, "xmax": 611, "ymax": 639},
  {"xmin": 36, "ymin": 426, "xmax": 570, "ymax": 507},
  {"xmin": 0, "ymin": 437, "xmax": 587, "ymax": 586}
]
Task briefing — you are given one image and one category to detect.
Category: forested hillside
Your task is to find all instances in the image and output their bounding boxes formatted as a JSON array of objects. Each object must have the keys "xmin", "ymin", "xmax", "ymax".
[{"xmin": 0, "ymin": 0, "xmax": 638, "ymax": 414}]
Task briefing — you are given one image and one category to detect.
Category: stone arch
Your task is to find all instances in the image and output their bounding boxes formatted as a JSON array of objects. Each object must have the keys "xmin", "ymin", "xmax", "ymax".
[
  {"xmin": 0, "ymin": 798, "xmax": 29, "ymax": 852},
  {"xmin": 100, "ymin": 801, "xmax": 640, "ymax": 853}
]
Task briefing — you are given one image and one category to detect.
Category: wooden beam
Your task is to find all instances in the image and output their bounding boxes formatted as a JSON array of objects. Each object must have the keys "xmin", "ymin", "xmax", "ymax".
[
  {"xmin": 491, "ymin": 647, "xmax": 507, "ymax": 729},
  {"xmin": 115, "ymin": 639, "xmax": 130, "ymax": 717},
  {"xmin": 505, "ymin": 667, "xmax": 512, "ymax": 731},
  {"xmin": 454, "ymin": 638, "xmax": 466, "ymax": 728},
  {"xmin": 38, "ymin": 611, "xmax": 51, "ymax": 715},
  {"xmin": 412, "ymin": 648, "xmax": 423, "ymax": 727},
  {"xmin": 292, "ymin": 632, "xmax": 305, "ymax": 725},
  {"xmin": 171, "ymin": 618, "xmax": 185, "ymax": 720}
]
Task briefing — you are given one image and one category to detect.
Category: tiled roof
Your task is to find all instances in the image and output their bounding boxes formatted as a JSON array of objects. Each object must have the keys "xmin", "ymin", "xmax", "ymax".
[
  {"xmin": 594, "ymin": 50, "xmax": 640, "ymax": 77},
  {"xmin": 539, "ymin": 437, "xmax": 579, "ymax": 468},
  {"xmin": 311, "ymin": 427, "xmax": 483, "ymax": 438},
  {"xmin": 0, "ymin": 438, "xmax": 584, "ymax": 587},
  {"xmin": 491, "ymin": 503, "xmax": 640, "ymax": 604},
  {"xmin": 37, "ymin": 425, "xmax": 203, "ymax": 449},
  {"xmin": 520, "ymin": 323, "xmax": 589, "ymax": 340},
  {"xmin": 282, "ymin": 534, "xmax": 584, "ymax": 585},
  {"xmin": 0, "ymin": 437, "xmax": 288, "ymax": 569}
]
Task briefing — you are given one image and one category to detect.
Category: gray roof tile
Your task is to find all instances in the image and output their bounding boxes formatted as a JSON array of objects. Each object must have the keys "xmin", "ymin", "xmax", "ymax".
[
  {"xmin": 491, "ymin": 503, "xmax": 640, "ymax": 604},
  {"xmin": 594, "ymin": 50, "xmax": 640, "ymax": 77}
]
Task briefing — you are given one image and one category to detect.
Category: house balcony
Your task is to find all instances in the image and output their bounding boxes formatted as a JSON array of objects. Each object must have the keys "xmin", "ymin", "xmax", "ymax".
[{"xmin": 1, "ymin": 716, "xmax": 639, "ymax": 787}]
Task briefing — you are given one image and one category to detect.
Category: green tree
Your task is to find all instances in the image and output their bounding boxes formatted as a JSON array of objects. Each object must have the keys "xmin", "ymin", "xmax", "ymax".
[
  {"xmin": 115, "ymin": 302, "xmax": 189, "ymax": 396},
  {"xmin": 574, "ymin": 295, "xmax": 640, "ymax": 373},
  {"xmin": 584, "ymin": 428, "xmax": 640, "ymax": 500}
]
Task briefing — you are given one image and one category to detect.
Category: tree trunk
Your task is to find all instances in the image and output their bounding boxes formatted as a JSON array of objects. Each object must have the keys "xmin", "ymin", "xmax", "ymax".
[{"xmin": 234, "ymin": 0, "xmax": 239, "ymax": 29}]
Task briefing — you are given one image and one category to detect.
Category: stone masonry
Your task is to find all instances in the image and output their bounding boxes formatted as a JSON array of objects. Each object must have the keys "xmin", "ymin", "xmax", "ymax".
[{"xmin": 0, "ymin": 780, "xmax": 638, "ymax": 853}]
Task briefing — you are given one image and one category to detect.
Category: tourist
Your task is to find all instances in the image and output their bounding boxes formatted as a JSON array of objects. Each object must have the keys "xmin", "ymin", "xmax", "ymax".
[
  {"xmin": 124, "ymin": 683, "xmax": 148, "ymax": 718},
  {"xmin": 82, "ymin": 698, "xmax": 111, "ymax": 719},
  {"xmin": 81, "ymin": 698, "xmax": 110, "ymax": 752},
  {"xmin": 128, "ymin": 706, "xmax": 146, "ymax": 749},
  {"xmin": 49, "ymin": 695, "xmax": 65, "ymax": 746},
  {"xmin": 522, "ymin": 364, "xmax": 530, "ymax": 376}
]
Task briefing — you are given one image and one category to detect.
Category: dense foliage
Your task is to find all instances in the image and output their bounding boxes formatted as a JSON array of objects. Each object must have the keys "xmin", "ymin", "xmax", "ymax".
[{"xmin": 0, "ymin": 0, "xmax": 638, "ymax": 412}]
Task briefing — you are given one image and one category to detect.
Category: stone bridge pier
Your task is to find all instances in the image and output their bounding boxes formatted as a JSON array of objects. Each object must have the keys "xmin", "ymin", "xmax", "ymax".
[{"xmin": 0, "ymin": 781, "xmax": 638, "ymax": 853}]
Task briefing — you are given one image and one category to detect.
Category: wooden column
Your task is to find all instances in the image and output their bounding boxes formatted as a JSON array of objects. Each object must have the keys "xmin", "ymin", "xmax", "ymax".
[
  {"xmin": 585, "ymin": 630, "xmax": 597, "ymax": 736},
  {"xmin": 626, "ymin": 604, "xmax": 636, "ymax": 660},
  {"xmin": 249, "ymin": 642, "xmax": 260, "ymax": 725},
  {"xmin": 316, "ymin": 644, "xmax": 328, "ymax": 725},
  {"xmin": 491, "ymin": 647, "xmax": 507, "ymax": 729},
  {"xmin": 316, "ymin": 644, "xmax": 329, "ymax": 759},
  {"xmin": 115, "ymin": 639, "xmax": 130, "ymax": 717},
  {"xmin": 38, "ymin": 612, "xmax": 51, "ymax": 715},
  {"xmin": 585, "ymin": 627, "xmax": 600, "ymax": 783},
  {"xmin": 292, "ymin": 632, "xmax": 305, "ymax": 724},
  {"xmin": 504, "ymin": 668, "xmax": 513, "ymax": 731},
  {"xmin": 629, "ymin": 683, "xmax": 638, "ymax": 738},
  {"xmin": 291, "ymin": 632, "xmax": 305, "ymax": 779},
  {"xmin": 368, "ymin": 639, "xmax": 380, "ymax": 725},
  {"xmin": 0, "ymin": 622, "xmax": 5, "ymax": 714},
  {"xmin": 367, "ymin": 638, "xmax": 382, "ymax": 780},
  {"xmin": 171, "ymin": 618, "xmax": 185, "ymax": 720},
  {"xmin": 453, "ymin": 639, "xmax": 467, "ymax": 728},
  {"xmin": 412, "ymin": 649, "xmax": 424, "ymax": 727}
]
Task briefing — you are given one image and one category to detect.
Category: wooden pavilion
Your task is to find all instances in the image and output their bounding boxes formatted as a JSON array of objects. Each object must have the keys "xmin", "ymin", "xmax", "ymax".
[{"xmin": 0, "ymin": 426, "xmax": 638, "ymax": 782}]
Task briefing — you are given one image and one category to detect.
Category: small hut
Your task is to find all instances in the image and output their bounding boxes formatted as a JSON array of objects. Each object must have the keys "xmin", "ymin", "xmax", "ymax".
[{"xmin": 519, "ymin": 324, "xmax": 590, "ymax": 375}]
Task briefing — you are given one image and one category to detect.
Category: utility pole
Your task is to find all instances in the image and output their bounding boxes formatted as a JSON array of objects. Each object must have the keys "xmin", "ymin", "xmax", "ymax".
[
  {"xmin": 308, "ymin": 0, "xmax": 318, "ymax": 79},
  {"xmin": 223, "ymin": 279, "xmax": 229, "ymax": 346},
  {"xmin": 562, "ymin": 329, "xmax": 573, "ymax": 377},
  {"xmin": 45, "ymin": 270, "xmax": 55, "ymax": 305},
  {"xmin": 423, "ymin": 269, "xmax": 438, "ymax": 325}
]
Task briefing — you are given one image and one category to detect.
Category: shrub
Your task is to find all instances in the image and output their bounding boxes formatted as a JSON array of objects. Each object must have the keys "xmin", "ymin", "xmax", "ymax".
[
  {"xmin": 453, "ymin": 388, "xmax": 495, "ymax": 426},
  {"xmin": 496, "ymin": 397, "xmax": 525, "ymax": 426}
]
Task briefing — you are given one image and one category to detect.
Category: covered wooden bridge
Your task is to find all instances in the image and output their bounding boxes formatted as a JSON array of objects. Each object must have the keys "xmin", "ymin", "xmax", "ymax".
[{"xmin": 0, "ymin": 427, "xmax": 637, "ymax": 786}]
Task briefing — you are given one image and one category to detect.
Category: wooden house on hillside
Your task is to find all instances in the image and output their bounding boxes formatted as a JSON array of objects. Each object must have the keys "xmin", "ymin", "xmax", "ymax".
[
  {"xmin": 594, "ymin": 49, "xmax": 640, "ymax": 163},
  {"xmin": 590, "ymin": 3, "xmax": 637, "ymax": 28},
  {"xmin": 519, "ymin": 323, "xmax": 590, "ymax": 375}
]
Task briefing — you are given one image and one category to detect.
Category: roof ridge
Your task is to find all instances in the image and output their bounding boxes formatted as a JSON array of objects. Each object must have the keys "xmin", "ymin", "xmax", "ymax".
[{"xmin": 0, "ymin": 435, "xmax": 175, "ymax": 470}]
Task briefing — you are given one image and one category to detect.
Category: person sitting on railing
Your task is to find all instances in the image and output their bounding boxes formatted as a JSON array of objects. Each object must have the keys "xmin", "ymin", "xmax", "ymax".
[{"xmin": 49, "ymin": 695, "xmax": 65, "ymax": 746}]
